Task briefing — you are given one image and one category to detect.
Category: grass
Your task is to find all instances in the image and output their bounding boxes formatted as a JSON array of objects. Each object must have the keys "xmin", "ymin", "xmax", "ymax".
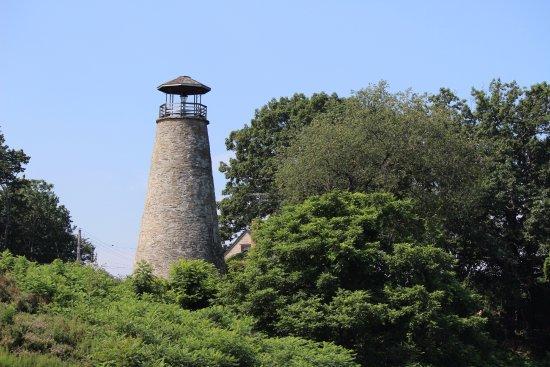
[{"xmin": 0, "ymin": 349, "xmax": 73, "ymax": 367}]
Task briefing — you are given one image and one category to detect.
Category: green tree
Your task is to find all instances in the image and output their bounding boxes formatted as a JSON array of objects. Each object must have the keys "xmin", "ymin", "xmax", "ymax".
[
  {"xmin": 221, "ymin": 191, "xmax": 493, "ymax": 367},
  {"xmin": 274, "ymin": 81, "xmax": 550, "ymax": 354},
  {"xmin": 0, "ymin": 180, "xmax": 86, "ymax": 263},
  {"xmin": 277, "ymin": 83, "xmax": 482, "ymax": 209},
  {"xmin": 276, "ymin": 83, "xmax": 485, "ymax": 271},
  {"xmin": 0, "ymin": 129, "xmax": 88, "ymax": 264},
  {"xmin": 0, "ymin": 131, "xmax": 29, "ymax": 249},
  {"xmin": 461, "ymin": 80, "xmax": 549, "ymax": 352},
  {"xmin": 218, "ymin": 92, "xmax": 342, "ymax": 240},
  {"xmin": 0, "ymin": 132, "xmax": 28, "ymax": 188}
]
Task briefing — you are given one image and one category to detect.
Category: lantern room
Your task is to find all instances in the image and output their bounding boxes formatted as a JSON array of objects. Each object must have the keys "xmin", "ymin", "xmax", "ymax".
[{"xmin": 157, "ymin": 76, "xmax": 210, "ymax": 120}]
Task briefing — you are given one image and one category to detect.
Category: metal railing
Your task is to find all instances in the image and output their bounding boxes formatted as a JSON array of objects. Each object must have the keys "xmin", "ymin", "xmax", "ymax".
[{"xmin": 159, "ymin": 102, "xmax": 207, "ymax": 119}]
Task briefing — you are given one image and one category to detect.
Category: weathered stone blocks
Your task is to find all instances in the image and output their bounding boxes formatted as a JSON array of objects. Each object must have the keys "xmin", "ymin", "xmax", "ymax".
[{"xmin": 135, "ymin": 117, "xmax": 224, "ymax": 277}]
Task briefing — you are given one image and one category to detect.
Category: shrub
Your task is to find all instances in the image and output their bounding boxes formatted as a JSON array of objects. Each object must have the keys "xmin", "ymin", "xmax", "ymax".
[
  {"xmin": 220, "ymin": 191, "xmax": 495, "ymax": 366},
  {"xmin": 168, "ymin": 259, "xmax": 220, "ymax": 310},
  {"xmin": 0, "ymin": 252, "xmax": 358, "ymax": 367},
  {"xmin": 0, "ymin": 251, "xmax": 16, "ymax": 275},
  {"xmin": 0, "ymin": 348, "xmax": 73, "ymax": 367},
  {"xmin": 131, "ymin": 261, "xmax": 164, "ymax": 297},
  {"xmin": 0, "ymin": 275, "xmax": 18, "ymax": 302},
  {"xmin": 0, "ymin": 304, "xmax": 16, "ymax": 325}
]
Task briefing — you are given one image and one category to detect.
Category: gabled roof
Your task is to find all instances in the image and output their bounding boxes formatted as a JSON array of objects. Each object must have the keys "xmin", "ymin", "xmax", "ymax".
[
  {"xmin": 157, "ymin": 76, "xmax": 211, "ymax": 95},
  {"xmin": 223, "ymin": 229, "xmax": 250, "ymax": 256}
]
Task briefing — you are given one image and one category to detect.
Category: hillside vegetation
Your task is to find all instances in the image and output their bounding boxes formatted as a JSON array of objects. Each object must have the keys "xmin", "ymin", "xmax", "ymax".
[
  {"xmin": 0, "ymin": 251, "xmax": 357, "ymax": 367},
  {"xmin": 220, "ymin": 191, "xmax": 548, "ymax": 367}
]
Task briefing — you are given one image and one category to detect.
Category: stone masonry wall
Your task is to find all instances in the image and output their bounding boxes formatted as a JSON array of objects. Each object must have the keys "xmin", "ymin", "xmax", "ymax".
[{"xmin": 135, "ymin": 117, "xmax": 224, "ymax": 278}]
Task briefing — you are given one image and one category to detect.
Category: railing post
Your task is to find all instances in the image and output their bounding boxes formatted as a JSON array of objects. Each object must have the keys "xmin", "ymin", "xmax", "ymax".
[{"xmin": 158, "ymin": 102, "xmax": 207, "ymax": 119}]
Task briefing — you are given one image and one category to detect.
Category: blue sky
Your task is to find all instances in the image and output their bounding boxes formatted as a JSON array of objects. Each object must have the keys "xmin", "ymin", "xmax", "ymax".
[{"xmin": 1, "ymin": 0, "xmax": 549, "ymax": 275}]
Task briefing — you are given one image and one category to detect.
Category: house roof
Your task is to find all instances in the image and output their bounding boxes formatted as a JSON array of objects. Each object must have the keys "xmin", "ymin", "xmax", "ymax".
[
  {"xmin": 223, "ymin": 229, "xmax": 250, "ymax": 256},
  {"xmin": 157, "ymin": 76, "xmax": 211, "ymax": 95}
]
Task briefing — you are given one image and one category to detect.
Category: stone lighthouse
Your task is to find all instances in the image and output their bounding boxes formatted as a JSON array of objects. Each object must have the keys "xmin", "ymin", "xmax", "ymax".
[{"xmin": 135, "ymin": 76, "xmax": 224, "ymax": 277}]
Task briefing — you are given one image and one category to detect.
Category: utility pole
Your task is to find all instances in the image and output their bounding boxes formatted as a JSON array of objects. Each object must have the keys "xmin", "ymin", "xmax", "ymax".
[{"xmin": 76, "ymin": 228, "xmax": 82, "ymax": 263}]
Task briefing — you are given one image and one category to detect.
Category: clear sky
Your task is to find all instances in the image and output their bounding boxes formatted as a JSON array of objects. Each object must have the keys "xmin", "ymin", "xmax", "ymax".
[{"xmin": 1, "ymin": 0, "xmax": 549, "ymax": 276}]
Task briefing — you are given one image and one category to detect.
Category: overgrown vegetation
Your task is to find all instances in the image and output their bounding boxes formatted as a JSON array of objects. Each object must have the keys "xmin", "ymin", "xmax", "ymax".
[
  {"xmin": 221, "ymin": 192, "xmax": 507, "ymax": 366},
  {"xmin": 0, "ymin": 349, "xmax": 71, "ymax": 367},
  {"xmin": 218, "ymin": 92, "xmax": 342, "ymax": 240},
  {"xmin": 0, "ymin": 251, "xmax": 358, "ymax": 366}
]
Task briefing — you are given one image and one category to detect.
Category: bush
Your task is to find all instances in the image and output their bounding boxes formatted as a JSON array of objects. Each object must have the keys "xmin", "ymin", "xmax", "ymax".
[
  {"xmin": 220, "ymin": 191, "xmax": 496, "ymax": 367},
  {"xmin": 0, "ymin": 348, "xmax": 73, "ymax": 367},
  {"xmin": 0, "ymin": 251, "xmax": 357, "ymax": 367},
  {"xmin": 0, "ymin": 304, "xmax": 16, "ymax": 325},
  {"xmin": 131, "ymin": 261, "xmax": 164, "ymax": 297},
  {"xmin": 0, "ymin": 275, "xmax": 18, "ymax": 303},
  {"xmin": 168, "ymin": 259, "xmax": 220, "ymax": 310}
]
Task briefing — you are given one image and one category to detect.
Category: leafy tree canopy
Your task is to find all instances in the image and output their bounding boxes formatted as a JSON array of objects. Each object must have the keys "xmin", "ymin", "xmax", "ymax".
[
  {"xmin": 450, "ymin": 80, "xmax": 550, "ymax": 351},
  {"xmin": 218, "ymin": 92, "xmax": 342, "ymax": 240},
  {"xmin": 276, "ymin": 82, "xmax": 484, "ymax": 253},
  {"xmin": 220, "ymin": 191, "xmax": 496, "ymax": 367},
  {"xmin": 0, "ymin": 129, "xmax": 90, "ymax": 263},
  {"xmin": 1, "ymin": 180, "xmax": 76, "ymax": 263}
]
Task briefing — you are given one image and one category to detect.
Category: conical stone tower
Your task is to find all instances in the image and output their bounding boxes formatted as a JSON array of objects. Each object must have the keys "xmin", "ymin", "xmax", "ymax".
[{"xmin": 135, "ymin": 76, "xmax": 224, "ymax": 277}]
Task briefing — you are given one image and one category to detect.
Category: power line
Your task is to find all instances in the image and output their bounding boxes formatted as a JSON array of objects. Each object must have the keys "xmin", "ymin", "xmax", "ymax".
[
  {"xmin": 91, "ymin": 241, "xmax": 132, "ymax": 259},
  {"xmin": 83, "ymin": 230, "xmax": 129, "ymax": 249},
  {"xmin": 81, "ymin": 230, "xmax": 134, "ymax": 259},
  {"xmin": 73, "ymin": 228, "xmax": 135, "ymax": 276},
  {"xmin": 70, "ymin": 227, "xmax": 135, "ymax": 277},
  {"xmin": 99, "ymin": 264, "xmax": 129, "ymax": 269}
]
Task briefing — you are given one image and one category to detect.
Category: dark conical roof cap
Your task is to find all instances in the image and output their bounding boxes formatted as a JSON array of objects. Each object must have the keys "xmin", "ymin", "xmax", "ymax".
[{"xmin": 157, "ymin": 76, "xmax": 211, "ymax": 95}]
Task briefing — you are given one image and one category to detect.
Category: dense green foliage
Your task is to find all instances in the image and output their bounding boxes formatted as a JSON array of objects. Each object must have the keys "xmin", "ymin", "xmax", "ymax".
[
  {"xmin": 276, "ymin": 83, "xmax": 483, "ymax": 249},
  {"xmin": 0, "ymin": 130, "xmax": 91, "ymax": 263},
  {"xmin": 0, "ymin": 132, "xmax": 28, "ymax": 190},
  {"xmin": 131, "ymin": 261, "xmax": 163, "ymax": 297},
  {"xmin": 221, "ymin": 192, "xmax": 497, "ymax": 366},
  {"xmin": 220, "ymin": 80, "xmax": 550, "ymax": 357},
  {"xmin": 132, "ymin": 260, "xmax": 220, "ymax": 310},
  {"xmin": 457, "ymin": 81, "xmax": 550, "ymax": 351},
  {"xmin": 168, "ymin": 259, "xmax": 220, "ymax": 310},
  {"xmin": 218, "ymin": 92, "xmax": 342, "ymax": 241},
  {"xmin": 1, "ymin": 180, "xmax": 78, "ymax": 263},
  {"xmin": 0, "ymin": 251, "xmax": 358, "ymax": 366},
  {"xmin": 0, "ymin": 349, "xmax": 72, "ymax": 367}
]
